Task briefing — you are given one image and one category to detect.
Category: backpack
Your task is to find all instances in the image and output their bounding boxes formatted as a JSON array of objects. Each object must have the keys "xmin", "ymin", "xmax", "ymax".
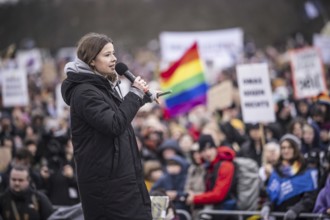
[
  {"xmin": 233, "ymin": 157, "xmax": 260, "ymax": 211},
  {"xmin": 211, "ymin": 157, "xmax": 260, "ymax": 211}
]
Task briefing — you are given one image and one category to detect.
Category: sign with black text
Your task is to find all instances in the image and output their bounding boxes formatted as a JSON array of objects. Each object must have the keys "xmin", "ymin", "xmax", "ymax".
[
  {"xmin": 237, "ymin": 63, "xmax": 275, "ymax": 123},
  {"xmin": 290, "ymin": 47, "xmax": 327, "ymax": 99},
  {"xmin": 2, "ymin": 68, "xmax": 29, "ymax": 107}
]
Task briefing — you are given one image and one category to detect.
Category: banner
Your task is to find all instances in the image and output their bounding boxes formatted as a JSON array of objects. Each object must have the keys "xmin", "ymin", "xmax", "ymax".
[
  {"xmin": 290, "ymin": 47, "xmax": 327, "ymax": 99},
  {"xmin": 2, "ymin": 68, "xmax": 29, "ymax": 107},
  {"xmin": 159, "ymin": 28, "xmax": 243, "ymax": 82},
  {"xmin": 236, "ymin": 63, "xmax": 275, "ymax": 123}
]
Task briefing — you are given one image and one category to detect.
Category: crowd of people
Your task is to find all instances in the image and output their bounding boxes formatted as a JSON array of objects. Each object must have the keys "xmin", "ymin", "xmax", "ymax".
[{"xmin": 0, "ymin": 32, "xmax": 330, "ymax": 220}]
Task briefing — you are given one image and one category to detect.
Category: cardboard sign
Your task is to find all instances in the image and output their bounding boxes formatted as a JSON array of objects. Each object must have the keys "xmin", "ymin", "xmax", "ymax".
[
  {"xmin": 290, "ymin": 47, "xmax": 327, "ymax": 99},
  {"xmin": 236, "ymin": 63, "xmax": 275, "ymax": 123},
  {"xmin": 207, "ymin": 80, "xmax": 233, "ymax": 112}
]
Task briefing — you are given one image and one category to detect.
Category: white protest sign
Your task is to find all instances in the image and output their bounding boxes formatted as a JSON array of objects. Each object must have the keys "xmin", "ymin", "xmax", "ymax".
[
  {"xmin": 16, "ymin": 49, "xmax": 43, "ymax": 75},
  {"xmin": 2, "ymin": 68, "xmax": 29, "ymax": 107},
  {"xmin": 313, "ymin": 34, "xmax": 330, "ymax": 65},
  {"xmin": 290, "ymin": 47, "xmax": 327, "ymax": 99},
  {"xmin": 56, "ymin": 47, "xmax": 76, "ymax": 61},
  {"xmin": 159, "ymin": 28, "xmax": 243, "ymax": 82},
  {"xmin": 56, "ymin": 83, "xmax": 68, "ymax": 118},
  {"xmin": 236, "ymin": 63, "xmax": 275, "ymax": 123}
]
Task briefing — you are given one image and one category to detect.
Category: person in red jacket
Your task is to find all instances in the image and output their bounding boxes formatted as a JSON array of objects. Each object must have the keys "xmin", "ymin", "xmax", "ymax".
[{"xmin": 186, "ymin": 134, "xmax": 236, "ymax": 220}]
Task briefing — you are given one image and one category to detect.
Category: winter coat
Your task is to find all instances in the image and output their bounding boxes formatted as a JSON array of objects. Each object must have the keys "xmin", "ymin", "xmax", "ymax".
[
  {"xmin": 313, "ymin": 175, "xmax": 330, "ymax": 214},
  {"xmin": 0, "ymin": 188, "xmax": 54, "ymax": 220},
  {"xmin": 184, "ymin": 164, "xmax": 206, "ymax": 194},
  {"xmin": 61, "ymin": 66, "xmax": 151, "ymax": 219},
  {"xmin": 193, "ymin": 147, "xmax": 236, "ymax": 207},
  {"xmin": 151, "ymin": 155, "xmax": 189, "ymax": 210},
  {"xmin": 238, "ymin": 139, "xmax": 262, "ymax": 167},
  {"xmin": 46, "ymin": 168, "xmax": 80, "ymax": 206}
]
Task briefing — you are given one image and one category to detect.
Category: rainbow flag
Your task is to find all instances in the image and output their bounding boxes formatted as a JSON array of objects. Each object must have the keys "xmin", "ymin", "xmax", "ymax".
[{"xmin": 160, "ymin": 42, "xmax": 208, "ymax": 117}]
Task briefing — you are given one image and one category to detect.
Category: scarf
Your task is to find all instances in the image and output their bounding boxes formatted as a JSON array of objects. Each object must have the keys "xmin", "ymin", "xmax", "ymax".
[
  {"xmin": 280, "ymin": 161, "xmax": 301, "ymax": 177},
  {"xmin": 64, "ymin": 58, "xmax": 119, "ymax": 86}
]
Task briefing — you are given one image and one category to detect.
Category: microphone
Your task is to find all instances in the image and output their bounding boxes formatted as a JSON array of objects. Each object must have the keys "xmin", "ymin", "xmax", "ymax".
[{"xmin": 115, "ymin": 62, "xmax": 153, "ymax": 97}]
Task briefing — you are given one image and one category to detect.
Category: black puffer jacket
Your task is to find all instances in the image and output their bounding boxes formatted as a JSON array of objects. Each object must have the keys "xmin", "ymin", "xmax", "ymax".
[{"xmin": 61, "ymin": 66, "xmax": 152, "ymax": 220}]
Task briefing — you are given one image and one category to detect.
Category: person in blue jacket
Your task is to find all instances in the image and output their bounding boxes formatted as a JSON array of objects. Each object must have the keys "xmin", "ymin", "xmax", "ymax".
[
  {"xmin": 151, "ymin": 155, "xmax": 189, "ymax": 211},
  {"xmin": 261, "ymin": 134, "xmax": 318, "ymax": 220}
]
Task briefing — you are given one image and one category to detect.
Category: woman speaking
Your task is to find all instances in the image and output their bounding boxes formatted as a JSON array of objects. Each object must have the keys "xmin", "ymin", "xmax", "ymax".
[{"xmin": 61, "ymin": 32, "xmax": 155, "ymax": 220}]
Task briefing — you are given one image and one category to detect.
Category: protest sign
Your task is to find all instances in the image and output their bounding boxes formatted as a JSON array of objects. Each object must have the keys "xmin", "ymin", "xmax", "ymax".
[
  {"xmin": 16, "ymin": 49, "xmax": 43, "ymax": 74},
  {"xmin": 159, "ymin": 28, "xmax": 243, "ymax": 82},
  {"xmin": 290, "ymin": 47, "xmax": 327, "ymax": 99},
  {"xmin": 207, "ymin": 80, "xmax": 233, "ymax": 112},
  {"xmin": 56, "ymin": 83, "xmax": 68, "ymax": 118},
  {"xmin": 236, "ymin": 63, "xmax": 275, "ymax": 123},
  {"xmin": 150, "ymin": 196, "xmax": 169, "ymax": 219},
  {"xmin": 313, "ymin": 34, "xmax": 330, "ymax": 65},
  {"xmin": 41, "ymin": 59, "xmax": 57, "ymax": 86},
  {"xmin": 2, "ymin": 68, "xmax": 29, "ymax": 107}
]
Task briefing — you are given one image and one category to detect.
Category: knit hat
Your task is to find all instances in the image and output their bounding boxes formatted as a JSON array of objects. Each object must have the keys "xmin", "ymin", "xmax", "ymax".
[
  {"xmin": 230, "ymin": 118, "xmax": 245, "ymax": 131},
  {"xmin": 198, "ymin": 134, "xmax": 216, "ymax": 152},
  {"xmin": 279, "ymin": 134, "xmax": 301, "ymax": 150}
]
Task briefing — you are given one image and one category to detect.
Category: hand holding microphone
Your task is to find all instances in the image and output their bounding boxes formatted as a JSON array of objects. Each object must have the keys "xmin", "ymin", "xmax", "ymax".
[
  {"xmin": 115, "ymin": 63, "xmax": 171, "ymax": 103},
  {"xmin": 132, "ymin": 76, "xmax": 149, "ymax": 94}
]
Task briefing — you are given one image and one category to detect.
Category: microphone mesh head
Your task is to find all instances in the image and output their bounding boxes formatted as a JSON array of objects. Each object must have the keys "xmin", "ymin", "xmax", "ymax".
[{"xmin": 115, "ymin": 63, "xmax": 128, "ymax": 76}]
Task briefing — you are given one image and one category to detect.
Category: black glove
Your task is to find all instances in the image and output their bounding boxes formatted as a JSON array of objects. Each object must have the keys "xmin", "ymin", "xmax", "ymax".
[
  {"xmin": 284, "ymin": 209, "xmax": 297, "ymax": 220},
  {"xmin": 143, "ymin": 89, "xmax": 158, "ymax": 103},
  {"xmin": 260, "ymin": 206, "xmax": 271, "ymax": 220}
]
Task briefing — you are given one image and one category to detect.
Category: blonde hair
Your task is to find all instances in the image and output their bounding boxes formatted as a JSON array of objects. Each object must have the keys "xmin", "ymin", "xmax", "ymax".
[{"xmin": 262, "ymin": 141, "xmax": 280, "ymax": 166}]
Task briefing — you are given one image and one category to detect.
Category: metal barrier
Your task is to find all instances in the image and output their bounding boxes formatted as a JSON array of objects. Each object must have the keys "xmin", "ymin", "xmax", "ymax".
[
  {"xmin": 176, "ymin": 209, "xmax": 192, "ymax": 220},
  {"xmin": 197, "ymin": 210, "xmax": 330, "ymax": 220}
]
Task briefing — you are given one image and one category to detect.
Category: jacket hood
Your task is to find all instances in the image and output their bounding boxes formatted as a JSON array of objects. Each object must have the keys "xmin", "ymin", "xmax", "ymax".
[
  {"xmin": 61, "ymin": 58, "xmax": 109, "ymax": 105},
  {"xmin": 325, "ymin": 175, "xmax": 330, "ymax": 192},
  {"xmin": 166, "ymin": 155, "xmax": 189, "ymax": 171},
  {"xmin": 157, "ymin": 139, "xmax": 183, "ymax": 158},
  {"xmin": 217, "ymin": 146, "xmax": 236, "ymax": 161}
]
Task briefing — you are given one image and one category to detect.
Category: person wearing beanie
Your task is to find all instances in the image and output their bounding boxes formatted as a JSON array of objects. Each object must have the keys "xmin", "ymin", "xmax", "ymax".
[
  {"xmin": 198, "ymin": 134, "xmax": 216, "ymax": 152},
  {"xmin": 279, "ymin": 134, "xmax": 301, "ymax": 150},
  {"xmin": 186, "ymin": 134, "xmax": 236, "ymax": 220},
  {"xmin": 261, "ymin": 133, "xmax": 318, "ymax": 220}
]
